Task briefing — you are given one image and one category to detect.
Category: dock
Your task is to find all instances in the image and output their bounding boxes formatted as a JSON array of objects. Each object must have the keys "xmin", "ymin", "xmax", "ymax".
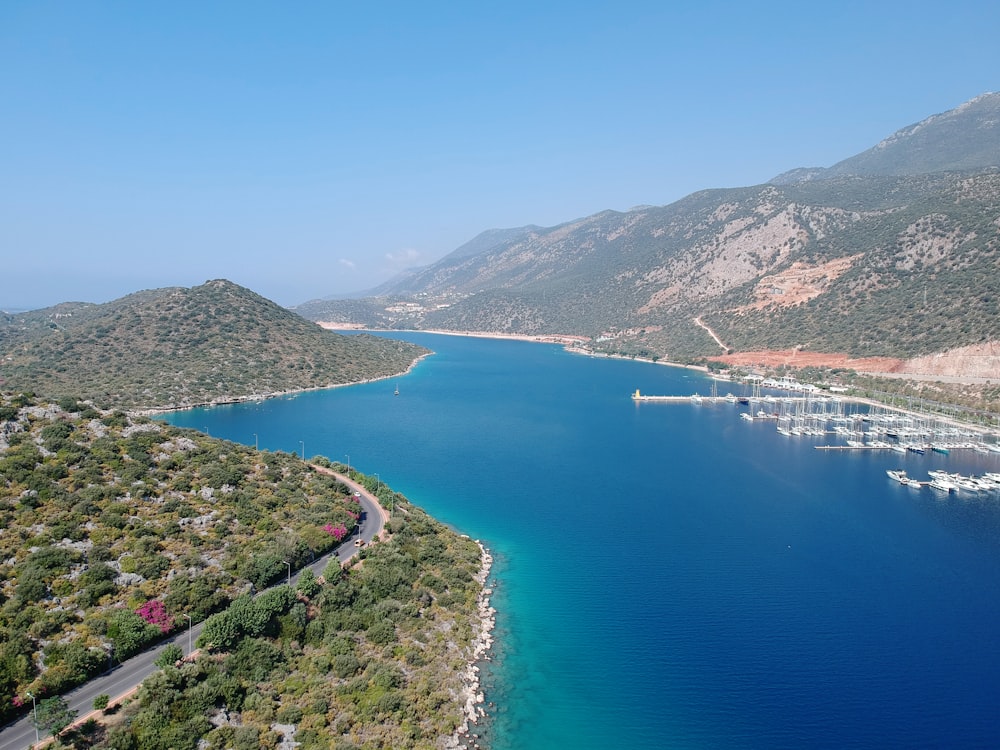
[
  {"xmin": 631, "ymin": 389, "xmax": 818, "ymax": 405},
  {"xmin": 632, "ymin": 394, "xmax": 716, "ymax": 403}
]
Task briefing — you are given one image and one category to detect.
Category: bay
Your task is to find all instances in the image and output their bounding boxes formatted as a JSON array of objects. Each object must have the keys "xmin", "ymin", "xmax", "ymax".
[{"xmin": 162, "ymin": 332, "xmax": 1000, "ymax": 749}]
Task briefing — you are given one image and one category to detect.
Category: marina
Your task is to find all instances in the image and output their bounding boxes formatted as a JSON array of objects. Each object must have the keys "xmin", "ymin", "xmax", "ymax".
[{"xmin": 632, "ymin": 388, "xmax": 1000, "ymax": 454}]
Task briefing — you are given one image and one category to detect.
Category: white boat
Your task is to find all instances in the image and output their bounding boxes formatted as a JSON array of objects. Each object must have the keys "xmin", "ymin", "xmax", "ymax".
[
  {"xmin": 929, "ymin": 477, "xmax": 957, "ymax": 493},
  {"xmin": 953, "ymin": 476, "xmax": 982, "ymax": 493},
  {"xmin": 886, "ymin": 469, "xmax": 909, "ymax": 484},
  {"xmin": 977, "ymin": 475, "xmax": 1000, "ymax": 490}
]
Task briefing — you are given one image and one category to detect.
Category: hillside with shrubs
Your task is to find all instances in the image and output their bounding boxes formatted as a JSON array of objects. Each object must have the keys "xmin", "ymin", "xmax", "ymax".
[{"xmin": 0, "ymin": 393, "xmax": 487, "ymax": 748}]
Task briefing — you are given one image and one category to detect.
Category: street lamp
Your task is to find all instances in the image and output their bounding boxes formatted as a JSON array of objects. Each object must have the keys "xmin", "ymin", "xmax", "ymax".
[
  {"xmin": 185, "ymin": 613, "xmax": 193, "ymax": 655},
  {"xmin": 26, "ymin": 691, "xmax": 38, "ymax": 744},
  {"xmin": 345, "ymin": 454, "xmax": 350, "ymax": 475},
  {"xmin": 282, "ymin": 560, "xmax": 291, "ymax": 585},
  {"xmin": 299, "ymin": 441, "xmax": 305, "ymax": 460},
  {"xmin": 253, "ymin": 433, "xmax": 258, "ymax": 450}
]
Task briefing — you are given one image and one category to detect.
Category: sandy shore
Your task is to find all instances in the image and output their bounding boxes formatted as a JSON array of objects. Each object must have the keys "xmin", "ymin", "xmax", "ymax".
[{"xmin": 447, "ymin": 541, "xmax": 496, "ymax": 750}]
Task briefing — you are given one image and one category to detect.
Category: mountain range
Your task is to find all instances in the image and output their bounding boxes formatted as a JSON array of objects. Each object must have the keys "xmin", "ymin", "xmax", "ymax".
[{"xmin": 293, "ymin": 93, "xmax": 1000, "ymax": 372}]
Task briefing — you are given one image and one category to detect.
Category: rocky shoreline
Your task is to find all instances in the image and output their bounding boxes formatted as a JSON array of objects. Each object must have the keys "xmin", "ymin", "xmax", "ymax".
[{"xmin": 446, "ymin": 541, "xmax": 496, "ymax": 750}]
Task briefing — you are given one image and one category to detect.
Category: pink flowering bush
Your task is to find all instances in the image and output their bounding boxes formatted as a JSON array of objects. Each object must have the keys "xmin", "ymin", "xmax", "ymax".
[
  {"xmin": 323, "ymin": 523, "xmax": 348, "ymax": 541},
  {"xmin": 135, "ymin": 599, "xmax": 174, "ymax": 633}
]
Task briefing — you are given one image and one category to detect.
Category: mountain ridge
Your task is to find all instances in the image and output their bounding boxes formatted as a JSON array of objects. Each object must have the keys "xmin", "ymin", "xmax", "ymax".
[{"xmin": 295, "ymin": 93, "xmax": 1000, "ymax": 376}]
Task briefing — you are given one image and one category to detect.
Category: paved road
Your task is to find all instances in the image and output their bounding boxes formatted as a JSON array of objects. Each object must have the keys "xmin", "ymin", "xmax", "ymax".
[{"xmin": 0, "ymin": 470, "xmax": 386, "ymax": 749}]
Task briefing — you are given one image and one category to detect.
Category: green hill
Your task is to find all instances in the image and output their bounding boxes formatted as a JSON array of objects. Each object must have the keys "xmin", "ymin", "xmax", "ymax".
[{"xmin": 0, "ymin": 280, "xmax": 428, "ymax": 410}]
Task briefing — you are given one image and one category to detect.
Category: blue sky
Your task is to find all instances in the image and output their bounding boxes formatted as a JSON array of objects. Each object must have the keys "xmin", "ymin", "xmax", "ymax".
[{"xmin": 2, "ymin": 1, "xmax": 998, "ymax": 310}]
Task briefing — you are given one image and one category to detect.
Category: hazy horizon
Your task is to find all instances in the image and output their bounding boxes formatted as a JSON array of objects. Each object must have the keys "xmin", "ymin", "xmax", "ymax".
[{"xmin": 3, "ymin": 1, "xmax": 998, "ymax": 310}]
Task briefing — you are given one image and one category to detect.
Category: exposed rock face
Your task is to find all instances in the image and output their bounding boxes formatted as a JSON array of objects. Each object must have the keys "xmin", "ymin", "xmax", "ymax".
[{"xmin": 902, "ymin": 341, "xmax": 1000, "ymax": 380}]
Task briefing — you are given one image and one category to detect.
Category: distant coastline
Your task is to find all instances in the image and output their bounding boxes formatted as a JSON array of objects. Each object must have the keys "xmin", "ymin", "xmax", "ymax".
[
  {"xmin": 317, "ymin": 324, "xmax": 1000, "ymax": 442},
  {"xmin": 137, "ymin": 349, "xmax": 432, "ymax": 416},
  {"xmin": 316, "ymin": 322, "xmax": 712, "ymax": 373}
]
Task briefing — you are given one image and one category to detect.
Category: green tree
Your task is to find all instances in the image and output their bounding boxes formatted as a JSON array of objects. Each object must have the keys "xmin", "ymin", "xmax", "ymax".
[
  {"xmin": 33, "ymin": 695, "xmax": 77, "ymax": 738},
  {"xmin": 296, "ymin": 567, "xmax": 320, "ymax": 598},
  {"xmin": 107, "ymin": 609, "xmax": 160, "ymax": 660},
  {"xmin": 155, "ymin": 643, "xmax": 184, "ymax": 669}
]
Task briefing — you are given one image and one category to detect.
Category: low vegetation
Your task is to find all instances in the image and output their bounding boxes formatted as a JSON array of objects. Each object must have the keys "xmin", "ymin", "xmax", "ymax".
[{"xmin": 0, "ymin": 393, "xmax": 487, "ymax": 748}]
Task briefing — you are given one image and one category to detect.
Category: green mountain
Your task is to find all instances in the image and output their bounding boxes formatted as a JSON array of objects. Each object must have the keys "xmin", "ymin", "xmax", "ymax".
[
  {"xmin": 295, "ymin": 93, "xmax": 1000, "ymax": 364},
  {"xmin": 772, "ymin": 92, "xmax": 1000, "ymax": 182},
  {"xmin": 0, "ymin": 280, "xmax": 428, "ymax": 410}
]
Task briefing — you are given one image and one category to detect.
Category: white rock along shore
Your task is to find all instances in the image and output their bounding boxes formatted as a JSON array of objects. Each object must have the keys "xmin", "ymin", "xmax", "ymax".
[{"xmin": 446, "ymin": 541, "xmax": 496, "ymax": 749}]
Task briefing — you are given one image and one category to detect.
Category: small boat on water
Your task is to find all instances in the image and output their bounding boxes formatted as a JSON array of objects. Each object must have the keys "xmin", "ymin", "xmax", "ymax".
[{"xmin": 886, "ymin": 469, "xmax": 909, "ymax": 484}]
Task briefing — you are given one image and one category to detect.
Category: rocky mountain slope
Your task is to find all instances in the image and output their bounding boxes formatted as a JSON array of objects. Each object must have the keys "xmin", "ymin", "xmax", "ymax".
[
  {"xmin": 0, "ymin": 280, "xmax": 428, "ymax": 410},
  {"xmin": 295, "ymin": 93, "xmax": 1000, "ymax": 373}
]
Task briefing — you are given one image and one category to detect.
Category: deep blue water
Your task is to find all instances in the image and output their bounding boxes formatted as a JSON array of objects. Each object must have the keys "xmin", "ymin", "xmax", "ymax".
[{"xmin": 162, "ymin": 333, "xmax": 1000, "ymax": 749}]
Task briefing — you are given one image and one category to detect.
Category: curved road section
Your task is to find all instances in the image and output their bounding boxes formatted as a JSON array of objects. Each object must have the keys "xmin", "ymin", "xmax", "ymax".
[{"xmin": 1, "ymin": 470, "xmax": 386, "ymax": 749}]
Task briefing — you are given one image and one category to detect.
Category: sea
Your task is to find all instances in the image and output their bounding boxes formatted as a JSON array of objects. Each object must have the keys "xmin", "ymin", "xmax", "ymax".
[{"xmin": 161, "ymin": 332, "xmax": 1000, "ymax": 749}]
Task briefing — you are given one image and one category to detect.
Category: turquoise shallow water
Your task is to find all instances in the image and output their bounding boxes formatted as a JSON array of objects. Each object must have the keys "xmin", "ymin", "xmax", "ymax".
[{"xmin": 163, "ymin": 333, "xmax": 1000, "ymax": 749}]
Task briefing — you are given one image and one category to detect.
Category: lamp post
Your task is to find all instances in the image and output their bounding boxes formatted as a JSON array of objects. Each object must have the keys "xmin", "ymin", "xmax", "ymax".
[
  {"xmin": 282, "ymin": 560, "xmax": 291, "ymax": 585},
  {"xmin": 253, "ymin": 433, "xmax": 258, "ymax": 450},
  {"xmin": 299, "ymin": 441, "xmax": 305, "ymax": 460},
  {"xmin": 27, "ymin": 691, "xmax": 38, "ymax": 744},
  {"xmin": 185, "ymin": 613, "xmax": 193, "ymax": 655},
  {"xmin": 345, "ymin": 454, "xmax": 350, "ymax": 476}
]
